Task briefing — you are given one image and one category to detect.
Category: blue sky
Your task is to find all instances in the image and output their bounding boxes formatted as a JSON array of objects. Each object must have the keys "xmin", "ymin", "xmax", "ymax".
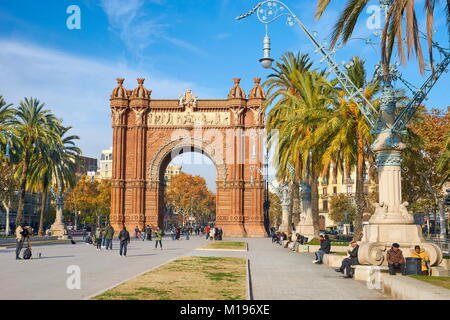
[{"xmin": 0, "ymin": 0, "xmax": 448, "ymax": 191}]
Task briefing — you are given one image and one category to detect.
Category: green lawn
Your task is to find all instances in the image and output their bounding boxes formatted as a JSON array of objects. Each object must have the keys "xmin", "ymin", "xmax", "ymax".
[
  {"xmin": 332, "ymin": 252, "xmax": 348, "ymax": 256},
  {"xmin": 93, "ymin": 256, "xmax": 247, "ymax": 300},
  {"xmin": 305, "ymin": 238, "xmax": 349, "ymax": 246},
  {"xmin": 410, "ymin": 275, "xmax": 450, "ymax": 290},
  {"xmin": 201, "ymin": 241, "xmax": 247, "ymax": 250}
]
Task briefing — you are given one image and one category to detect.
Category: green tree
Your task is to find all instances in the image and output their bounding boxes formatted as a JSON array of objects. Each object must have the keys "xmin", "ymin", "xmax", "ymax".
[
  {"xmin": 437, "ymin": 131, "xmax": 450, "ymax": 183},
  {"xmin": 0, "ymin": 96, "xmax": 14, "ymax": 162},
  {"xmin": 27, "ymin": 125, "xmax": 81, "ymax": 235},
  {"xmin": 264, "ymin": 53, "xmax": 339, "ymax": 237},
  {"xmin": 328, "ymin": 194, "xmax": 356, "ymax": 225},
  {"xmin": 11, "ymin": 98, "xmax": 61, "ymax": 226},
  {"xmin": 65, "ymin": 175, "xmax": 99, "ymax": 225},
  {"xmin": 0, "ymin": 162, "xmax": 18, "ymax": 235},
  {"xmin": 315, "ymin": 57, "xmax": 380, "ymax": 240}
]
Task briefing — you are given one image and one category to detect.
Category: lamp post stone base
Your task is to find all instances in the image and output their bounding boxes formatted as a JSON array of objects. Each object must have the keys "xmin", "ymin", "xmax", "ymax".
[
  {"xmin": 295, "ymin": 224, "xmax": 315, "ymax": 241},
  {"xmin": 358, "ymin": 224, "xmax": 443, "ymax": 267},
  {"xmin": 49, "ymin": 222, "xmax": 67, "ymax": 239}
]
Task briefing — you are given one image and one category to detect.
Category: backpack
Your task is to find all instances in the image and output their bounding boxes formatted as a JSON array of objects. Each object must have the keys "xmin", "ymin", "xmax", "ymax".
[{"xmin": 23, "ymin": 248, "xmax": 32, "ymax": 260}]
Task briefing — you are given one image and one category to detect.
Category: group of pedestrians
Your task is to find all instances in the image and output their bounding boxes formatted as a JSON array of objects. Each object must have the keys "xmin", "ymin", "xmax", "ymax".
[
  {"xmin": 203, "ymin": 225, "xmax": 222, "ymax": 240},
  {"xmin": 83, "ymin": 224, "xmax": 164, "ymax": 256},
  {"xmin": 134, "ymin": 225, "xmax": 153, "ymax": 241}
]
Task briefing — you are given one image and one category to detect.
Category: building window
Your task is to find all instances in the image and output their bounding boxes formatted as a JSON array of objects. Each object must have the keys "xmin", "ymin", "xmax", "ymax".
[
  {"xmin": 347, "ymin": 186, "xmax": 352, "ymax": 194},
  {"xmin": 323, "ymin": 200, "xmax": 328, "ymax": 211},
  {"xmin": 364, "ymin": 186, "xmax": 369, "ymax": 194},
  {"xmin": 333, "ymin": 187, "xmax": 337, "ymax": 194},
  {"xmin": 323, "ymin": 188, "xmax": 327, "ymax": 196}
]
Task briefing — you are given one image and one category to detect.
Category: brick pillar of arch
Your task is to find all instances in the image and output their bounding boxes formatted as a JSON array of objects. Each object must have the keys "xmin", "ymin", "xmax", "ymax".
[
  {"xmin": 242, "ymin": 93, "xmax": 268, "ymax": 237},
  {"xmin": 129, "ymin": 98, "xmax": 149, "ymax": 231},
  {"xmin": 110, "ymin": 106, "xmax": 128, "ymax": 232}
]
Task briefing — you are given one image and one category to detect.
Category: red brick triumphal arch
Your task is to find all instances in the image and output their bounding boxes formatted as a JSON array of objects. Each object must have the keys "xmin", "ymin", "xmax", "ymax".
[{"xmin": 109, "ymin": 77, "xmax": 267, "ymax": 237}]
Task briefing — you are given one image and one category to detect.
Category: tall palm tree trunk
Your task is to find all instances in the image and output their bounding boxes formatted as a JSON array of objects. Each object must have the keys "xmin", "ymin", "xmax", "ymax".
[
  {"xmin": 38, "ymin": 184, "xmax": 48, "ymax": 236},
  {"xmin": 353, "ymin": 133, "xmax": 365, "ymax": 241},
  {"xmin": 15, "ymin": 154, "xmax": 30, "ymax": 227},
  {"xmin": 291, "ymin": 181, "xmax": 300, "ymax": 226},
  {"xmin": 310, "ymin": 163, "xmax": 320, "ymax": 238}
]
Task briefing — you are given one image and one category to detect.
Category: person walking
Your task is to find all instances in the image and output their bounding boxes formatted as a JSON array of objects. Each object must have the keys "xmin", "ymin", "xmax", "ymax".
[
  {"xmin": 95, "ymin": 227, "xmax": 103, "ymax": 251},
  {"xmin": 209, "ymin": 227, "xmax": 215, "ymax": 241},
  {"xmin": 146, "ymin": 225, "xmax": 152, "ymax": 241},
  {"xmin": 118, "ymin": 226, "xmax": 130, "ymax": 257},
  {"xmin": 104, "ymin": 223, "xmax": 115, "ymax": 250},
  {"xmin": 185, "ymin": 227, "xmax": 190, "ymax": 240},
  {"xmin": 134, "ymin": 226, "xmax": 140, "ymax": 239},
  {"xmin": 170, "ymin": 227, "xmax": 176, "ymax": 241},
  {"xmin": 204, "ymin": 225, "xmax": 210, "ymax": 240},
  {"xmin": 155, "ymin": 227, "xmax": 163, "ymax": 250},
  {"xmin": 15, "ymin": 225, "xmax": 26, "ymax": 260}
]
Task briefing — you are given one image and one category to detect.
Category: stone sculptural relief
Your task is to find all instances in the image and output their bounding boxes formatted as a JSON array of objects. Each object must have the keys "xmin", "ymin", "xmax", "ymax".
[{"xmin": 147, "ymin": 111, "xmax": 230, "ymax": 126}]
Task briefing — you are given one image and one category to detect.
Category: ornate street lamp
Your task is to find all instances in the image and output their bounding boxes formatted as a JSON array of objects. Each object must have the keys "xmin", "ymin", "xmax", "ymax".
[{"xmin": 237, "ymin": 0, "xmax": 449, "ymax": 266}]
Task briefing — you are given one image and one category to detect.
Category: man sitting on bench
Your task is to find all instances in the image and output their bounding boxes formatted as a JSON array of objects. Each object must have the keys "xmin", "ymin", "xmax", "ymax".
[
  {"xmin": 386, "ymin": 243, "xmax": 406, "ymax": 275},
  {"xmin": 335, "ymin": 240, "xmax": 359, "ymax": 278}
]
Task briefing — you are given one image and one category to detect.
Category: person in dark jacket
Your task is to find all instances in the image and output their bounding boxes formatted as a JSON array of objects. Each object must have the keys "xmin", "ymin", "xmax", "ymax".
[
  {"xmin": 386, "ymin": 243, "xmax": 406, "ymax": 275},
  {"xmin": 104, "ymin": 224, "xmax": 115, "ymax": 250},
  {"xmin": 313, "ymin": 235, "xmax": 331, "ymax": 264},
  {"xmin": 145, "ymin": 225, "xmax": 152, "ymax": 241},
  {"xmin": 118, "ymin": 226, "xmax": 131, "ymax": 257},
  {"xmin": 335, "ymin": 241, "xmax": 359, "ymax": 278}
]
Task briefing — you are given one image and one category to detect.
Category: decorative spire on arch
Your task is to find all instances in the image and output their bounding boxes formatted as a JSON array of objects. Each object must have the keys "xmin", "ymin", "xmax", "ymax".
[
  {"xmin": 132, "ymin": 78, "xmax": 152, "ymax": 99},
  {"xmin": 249, "ymin": 78, "xmax": 265, "ymax": 99},
  {"xmin": 228, "ymin": 78, "xmax": 246, "ymax": 99},
  {"xmin": 111, "ymin": 78, "xmax": 128, "ymax": 98}
]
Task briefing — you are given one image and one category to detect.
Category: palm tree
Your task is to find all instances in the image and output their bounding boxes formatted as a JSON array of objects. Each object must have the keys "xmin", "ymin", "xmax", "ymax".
[
  {"xmin": 11, "ymin": 98, "xmax": 61, "ymax": 227},
  {"xmin": 315, "ymin": 0, "xmax": 450, "ymax": 75},
  {"xmin": 314, "ymin": 57, "xmax": 380, "ymax": 240},
  {"xmin": 265, "ymin": 54, "xmax": 339, "ymax": 236},
  {"xmin": 0, "ymin": 96, "xmax": 14, "ymax": 161},
  {"xmin": 285, "ymin": 71, "xmax": 339, "ymax": 237},
  {"xmin": 28, "ymin": 124, "xmax": 81, "ymax": 235},
  {"xmin": 265, "ymin": 52, "xmax": 314, "ymax": 228}
]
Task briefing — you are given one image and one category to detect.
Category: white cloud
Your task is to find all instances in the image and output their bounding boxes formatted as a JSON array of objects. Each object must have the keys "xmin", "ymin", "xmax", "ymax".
[
  {"xmin": 99, "ymin": 0, "xmax": 205, "ymax": 57},
  {"xmin": 0, "ymin": 40, "xmax": 211, "ymax": 159}
]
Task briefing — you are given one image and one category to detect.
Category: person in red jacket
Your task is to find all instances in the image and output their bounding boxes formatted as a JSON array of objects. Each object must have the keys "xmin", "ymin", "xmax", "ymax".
[{"xmin": 204, "ymin": 225, "xmax": 210, "ymax": 240}]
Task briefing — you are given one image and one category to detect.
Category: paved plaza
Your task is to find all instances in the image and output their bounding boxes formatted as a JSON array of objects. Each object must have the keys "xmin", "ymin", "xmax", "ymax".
[{"xmin": 0, "ymin": 236, "xmax": 386, "ymax": 300}]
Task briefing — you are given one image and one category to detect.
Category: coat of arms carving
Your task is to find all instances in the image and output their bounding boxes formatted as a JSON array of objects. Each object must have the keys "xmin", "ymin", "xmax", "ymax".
[{"xmin": 179, "ymin": 89, "xmax": 198, "ymax": 111}]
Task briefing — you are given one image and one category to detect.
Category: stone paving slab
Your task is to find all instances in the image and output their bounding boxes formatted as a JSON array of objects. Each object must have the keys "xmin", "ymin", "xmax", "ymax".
[
  {"xmin": 0, "ymin": 236, "xmax": 207, "ymax": 300},
  {"xmin": 0, "ymin": 236, "xmax": 388, "ymax": 300}
]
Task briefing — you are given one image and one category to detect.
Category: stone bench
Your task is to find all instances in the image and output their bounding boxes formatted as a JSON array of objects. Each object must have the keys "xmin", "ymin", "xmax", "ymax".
[
  {"xmin": 323, "ymin": 254, "xmax": 346, "ymax": 268},
  {"xmin": 352, "ymin": 265, "xmax": 390, "ymax": 281},
  {"xmin": 350, "ymin": 265, "xmax": 450, "ymax": 299},
  {"xmin": 296, "ymin": 244, "xmax": 349, "ymax": 254}
]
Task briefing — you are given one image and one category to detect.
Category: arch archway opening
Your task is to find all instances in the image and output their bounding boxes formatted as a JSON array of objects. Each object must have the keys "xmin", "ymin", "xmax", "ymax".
[{"xmin": 159, "ymin": 149, "xmax": 217, "ymax": 231}]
